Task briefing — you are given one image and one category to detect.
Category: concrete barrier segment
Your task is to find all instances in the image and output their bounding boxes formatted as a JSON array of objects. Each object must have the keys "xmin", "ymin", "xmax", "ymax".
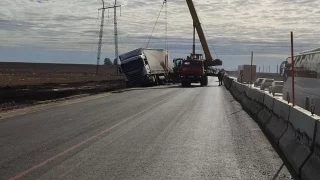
[
  {"xmin": 245, "ymin": 87, "xmax": 255, "ymax": 100},
  {"xmin": 253, "ymin": 90, "xmax": 265, "ymax": 104},
  {"xmin": 279, "ymin": 122, "xmax": 313, "ymax": 175},
  {"xmin": 265, "ymin": 114, "xmax": 288, "ymax": 145},
  {"xmin": 249, "ymin": 101, "xmax": 263, "ymax": 118},
  {"xmin": 263, "ymin": 94, "xmax": 275, "ymax": 111},
  {"xmin": 301, "ymin": 121, "xmax": 320, "ymax": 180},
  {"xmin": 245, "ymin": 87, "xmax": 265, "ymax": 105},
  {"xmin": 257, "ymin": 108, "xmax": 272, "ymax": 127},
  {"xmin": 279, "ymin": 106, "xmax": 318, "ymax": 175},
  {"xmin": 273, "ymin": 98, "xmax": 290, "ymax": 121}
]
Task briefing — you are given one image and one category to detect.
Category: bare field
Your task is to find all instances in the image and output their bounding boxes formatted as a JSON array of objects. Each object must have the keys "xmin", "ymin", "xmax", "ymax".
[{"xmin": 0, "ymin": 62, "xmax": 123, "ymax": 87}]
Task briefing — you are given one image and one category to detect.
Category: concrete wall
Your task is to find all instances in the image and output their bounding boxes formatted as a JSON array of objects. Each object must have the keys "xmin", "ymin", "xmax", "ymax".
[{"xmin": 223, "ymin": 76, "xmax": 320, "ymax": 180}]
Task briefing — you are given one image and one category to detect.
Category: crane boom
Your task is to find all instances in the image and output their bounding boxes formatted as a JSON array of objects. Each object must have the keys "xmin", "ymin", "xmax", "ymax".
[
  {"xmin": 186, "ymin": 0, "xmax": 212, "ymax": 61},
  {"xmin": 186, "ymin": 0, "xmax": 222, "ymax": 67}
]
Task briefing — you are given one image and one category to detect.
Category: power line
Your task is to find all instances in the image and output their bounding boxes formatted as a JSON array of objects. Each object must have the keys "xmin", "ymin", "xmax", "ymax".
[{"xmin": 146, "ymin": 0, "xmax": 166, "ymax": 48}]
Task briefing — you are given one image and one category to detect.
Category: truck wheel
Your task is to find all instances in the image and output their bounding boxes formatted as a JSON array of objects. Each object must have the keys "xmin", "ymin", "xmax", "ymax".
[
  {"xmin": 182, "ymin": 82, "xmax": 191, "ymax": 87},
  {"xmin": 204, "ymin": 76, "xmax": 208, "ymax": 86},
  {"xmin": 200, "ymin": 78, "xmax": 204, "ymax": 87},
  {"xmin": 126, "ymin": 81, "xmax": 132, "ymax": 88}
]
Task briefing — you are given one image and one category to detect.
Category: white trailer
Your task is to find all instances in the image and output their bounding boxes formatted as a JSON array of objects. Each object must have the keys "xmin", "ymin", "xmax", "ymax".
[
  {"xmin": 119, "ymin": 48, "xmax": 173, "ymax": 86},
  {"xmin": 237, "ymin": 65, "xmax": 257, "ymax": 84}
]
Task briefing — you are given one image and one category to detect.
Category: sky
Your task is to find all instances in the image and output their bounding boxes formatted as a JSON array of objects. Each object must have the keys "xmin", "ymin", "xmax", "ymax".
[{"xmin": 1, "ymin": 0, "xmax": 320, "ymax": 71}]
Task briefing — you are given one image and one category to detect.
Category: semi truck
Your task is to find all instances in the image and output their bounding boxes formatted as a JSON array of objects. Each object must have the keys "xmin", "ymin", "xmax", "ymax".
[
  {"xmin": 237, "ymin": 65, "xmax": 257, "ymax": 84},
  {"xmin": 119, "ymin": 48, "xmax": 173, "ymax": 86}
]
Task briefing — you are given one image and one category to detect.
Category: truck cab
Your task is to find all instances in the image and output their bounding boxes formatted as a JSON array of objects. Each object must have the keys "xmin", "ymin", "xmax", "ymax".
[
  {"xmin": 179, "ymin": 60, "xmax": 208, "ymax": 87},
  {"xmin": 120, "ymin": 54, "xmax": 153, "ymax": 86}
]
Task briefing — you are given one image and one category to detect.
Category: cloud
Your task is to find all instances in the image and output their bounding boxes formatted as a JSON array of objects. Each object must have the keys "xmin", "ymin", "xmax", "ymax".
[{"xmin": 1, "ymin": 0, "xmax": 320, "ymax": 61}]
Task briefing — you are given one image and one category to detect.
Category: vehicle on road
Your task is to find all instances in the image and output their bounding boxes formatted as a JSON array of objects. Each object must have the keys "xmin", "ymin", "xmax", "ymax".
[
  {"xmin": 260, "ymin": 79, "xmax": 275, "ymax": 90},
  {"xmin": 269, "ymin": 81, "xmax": 284, "ymax": 96},
  {"xmin": 237, "ymin": 65, "xmax": 256, "ymax": 84},
  {"xmin": 119, "ymin": 48, "xmax": 173, "ymax": 87},
  {"xmin": 281, "ymin": 48, "xmax": 320, "ymax": 115},
  {"xmin": 179, "ymin": 60, "xmax": 208, "ymax": 87},
  {"xmin": 254, "ymin": 78, "xmax": 266, "ymax": 87}
]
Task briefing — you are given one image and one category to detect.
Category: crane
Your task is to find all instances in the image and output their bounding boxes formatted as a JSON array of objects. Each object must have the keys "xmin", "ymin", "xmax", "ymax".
[{"xmin": 185, "ymin": 0, "xmax": 222, "ymax": 68}]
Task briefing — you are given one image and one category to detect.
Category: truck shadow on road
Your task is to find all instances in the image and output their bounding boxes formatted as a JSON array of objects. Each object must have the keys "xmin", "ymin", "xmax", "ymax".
[{"xmin": 112, "ymin": 84, "xmax": 222, "ymax": 93}]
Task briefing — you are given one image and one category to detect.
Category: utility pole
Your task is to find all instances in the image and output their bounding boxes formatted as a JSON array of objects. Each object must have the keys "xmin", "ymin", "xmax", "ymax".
[
  {"xmin": 250, "ymin": 51, "xmax": 253, "ymax": 86},
  {"xmin": 192, "ymin": 25, "xmax": 196, "ymax": 58},
  {"xmin": 291, "ymin": 32, "xmax": 295, "ymax": 106},
  {"xmin": 106, "ymin": 0, "xmax": 121, "ymax": 75},
  {"xmin": 165, "ymin": 0, "xmax": 168, "ymax": 51},
  {"xmin": 96, "ymin": 0, "xmax": 106, "ymax": 75},
  {"xmin": 165, "ymin": 0, "xmax": 168, "ymax": 67}
]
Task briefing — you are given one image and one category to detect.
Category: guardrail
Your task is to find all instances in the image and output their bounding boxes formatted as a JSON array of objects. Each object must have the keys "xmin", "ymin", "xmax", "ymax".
[{"xmin": 223, "ymin": 75, "xmax": 320, "ymax": 180}]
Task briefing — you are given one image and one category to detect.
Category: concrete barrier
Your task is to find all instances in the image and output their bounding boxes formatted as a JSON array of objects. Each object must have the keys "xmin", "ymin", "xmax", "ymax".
[
  {"xmin": 257, "ymin": 108, "xmax": 272, "ymax": 126},
  {"xmin": 223, "ymin": 75, "xmax": 320, "ymax": 179},
  {"xmin": 230, "ymin": 83, "xmax": 239, "ymax": 98},
  {"xmin": 263, "ymin": 94, "xmax": 274, "ymax": 111},
  {"xmin": 249, "ymin": 101, "xmax": 263, "ymax": 117},
  {"xmin": 235, "ymin": 83, "xmax": 248, "ymax": 93},
  {"xmin": 245, "ymin": 87, "xmax": 265, "ymax": 105},
  {"xmin": 265, "ymin": 114, "xmax": 288, "ymax": 144},
  {"xmin": 241, "ymin": 95, "xmax": 252, "ymax": 110},
  {"xmin": 253, "ymin": 90, "xmax": 265, "ymax": 104},
  {"xmin": 245, "ymin": 87, "xmax": 255, "ymax": 100},
  {"xmin": 223, "ymin": 76, "xmax": 233, "ymax": 89},
  {"xmin": 301, "ymin": 121, "xmax": 320, "ymax": 180},
  {"xmin": 273, "ymin": 99, "xmax": 290, "ymax": 121},
  {"xmin": 279, "ymin": 106, "xmax": 317, "ymax": 175}
]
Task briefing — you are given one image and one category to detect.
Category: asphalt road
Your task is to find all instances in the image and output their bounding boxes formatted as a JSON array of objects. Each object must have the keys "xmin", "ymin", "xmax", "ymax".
[{"xmin": 0, "ymin": 77, "xmax": 292, "ymax": 180}]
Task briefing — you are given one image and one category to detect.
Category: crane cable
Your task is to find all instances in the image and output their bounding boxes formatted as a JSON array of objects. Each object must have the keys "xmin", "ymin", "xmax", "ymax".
[
  {"xmin": 146, "ymin": 0, "xmax": 166, "ymax": 48},
  {"xmin": 198, "ymin": 15, "xmax": 219, "ymax": 59}
]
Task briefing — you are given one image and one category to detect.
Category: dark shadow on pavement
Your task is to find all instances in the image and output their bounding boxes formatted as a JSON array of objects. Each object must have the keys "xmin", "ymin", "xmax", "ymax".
[
  {"xmin": 205, "ymin": 85, "xmax": 220, "ymax": 87},
  {"xmin": 111, "ymin": 85, "xmax": 189, "ymax": 93}
]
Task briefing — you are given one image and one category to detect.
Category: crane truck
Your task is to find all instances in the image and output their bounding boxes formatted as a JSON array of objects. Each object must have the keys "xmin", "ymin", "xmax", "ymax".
[{"xmin": 178, "ymin": 0, "xmax": 223, "ymax": 87}]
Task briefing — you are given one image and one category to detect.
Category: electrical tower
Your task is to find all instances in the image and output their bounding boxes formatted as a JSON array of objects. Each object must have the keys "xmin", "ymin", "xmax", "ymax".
[
  {"xmin": 107, "ymin": 0, "xmax": 121, "ymax": 74},
  {"xmin": 96, "ymin": 0, "xmax": 121, "ymax": 75},
  {"xmin": 96, "ymin": 0, "xmax": 106, "ymax": 74}
]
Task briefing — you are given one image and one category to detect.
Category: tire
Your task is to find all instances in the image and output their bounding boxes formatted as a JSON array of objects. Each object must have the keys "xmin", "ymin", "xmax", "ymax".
[
  {"xmin": 182, "ymin": 82, "xmax": 188, "ymax": 87},
  {"xmin": 126, "ymin": 81, "xmax": 132, "ymax": 88},
  {"xmin": 204, "ymin": 76, "xmax": 208, "ymax": 86},
  {"xmin": 200, "ymin": 77, "xmax": 204, "ymax": 87}
]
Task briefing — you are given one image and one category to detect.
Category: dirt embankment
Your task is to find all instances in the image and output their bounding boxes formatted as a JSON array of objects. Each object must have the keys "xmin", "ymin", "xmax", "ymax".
[{"xmin": 0, "ymin": 62, "xmax": 126, "ymax": 111}]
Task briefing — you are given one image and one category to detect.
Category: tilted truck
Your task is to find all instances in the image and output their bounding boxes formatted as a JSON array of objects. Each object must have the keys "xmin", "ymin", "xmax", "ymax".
[
  {"xmin": 237, "ymin": 65, "xmax": 257, "ymax": 84},
  {"xmin": 119, "ymin": 48, "xmax": 173, "ymax": 86}
]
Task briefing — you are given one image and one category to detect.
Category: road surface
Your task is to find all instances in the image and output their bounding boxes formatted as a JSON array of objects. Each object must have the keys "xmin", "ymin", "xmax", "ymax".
[{"xmin": 0, "ymin": 77, "xmax": 292, "ymax": 180}]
